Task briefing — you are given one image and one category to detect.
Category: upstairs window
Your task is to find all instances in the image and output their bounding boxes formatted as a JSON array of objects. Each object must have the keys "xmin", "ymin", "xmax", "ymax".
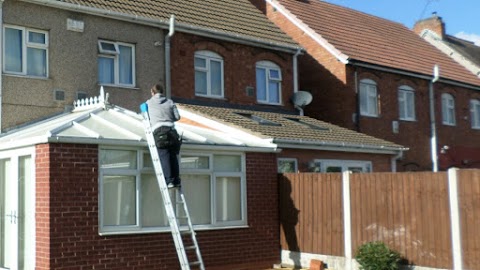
[
  {"xmin": 359, "ymin": 79, "xmax": 378, "ymax": 117},
  {"xmin": 194, "ymin": 50, "xmax": 224, "ymax": 98},
  {"xmin": 98, "ymin": 40, "xmax": 135, "ymax": 87},
  {"xmin": 398, "ymin": 85, "xmax": 416, "ymax": 121},
  {"xmin": 4, "ymin": 25, "xmax": 48, "ymax": 77},
  {"xmin": 256, "ymin": 61, "xmax": 282, "ymax": 105},
  {"xmin": 441, "ymin": 93, "xmax": 456, "ymax": 126},
  {"xmin": 471, "ymin": 99, "xmax": 480, "ymax": 129}
]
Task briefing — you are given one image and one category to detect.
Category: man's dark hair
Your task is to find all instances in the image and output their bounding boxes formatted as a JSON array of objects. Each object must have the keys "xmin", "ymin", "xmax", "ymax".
[{"xmin": 151, "ymin": 84, "xmax": 164, "ymax": 94}]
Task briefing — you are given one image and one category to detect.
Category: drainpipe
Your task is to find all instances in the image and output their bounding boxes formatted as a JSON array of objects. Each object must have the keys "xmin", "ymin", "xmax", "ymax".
[
  {"xmin": 390, "ymin": 151, "xmax": 403, "ymax": 172},
  {"xmin": 165, "ymin": 15, "xmax": 175, "ymax": 99},
  {"xmin": 293, "ymin": 48, "xmax": 302, "ymax": 115},
  {"xmin": 353, "ymin": 66, "xmax": 360, "ymax": 132},
  {"xmin": 0, "ymin": 0, "xmax": 4, "ymax": 133},
  {"xmin": 430, "ymin": 65, "xmax": 440, "ymax": 172}
]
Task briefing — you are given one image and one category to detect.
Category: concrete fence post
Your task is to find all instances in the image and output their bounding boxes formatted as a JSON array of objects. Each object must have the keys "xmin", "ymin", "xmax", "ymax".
[
  {"xmin": 448, "ymin": 168, "xmax": 463, "ymax": 270},
  {"xmin": 342, "ymin": 171, "xmax": 353, "ymax": 270}
]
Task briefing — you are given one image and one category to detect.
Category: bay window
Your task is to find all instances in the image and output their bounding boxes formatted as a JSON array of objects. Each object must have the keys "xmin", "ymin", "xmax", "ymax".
[{"xmin": 99, "ymin": 148, "xmax": 246, "ymax": 235}]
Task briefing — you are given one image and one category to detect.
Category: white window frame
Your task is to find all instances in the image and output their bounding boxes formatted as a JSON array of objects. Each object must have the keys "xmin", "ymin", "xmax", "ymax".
[
  {"xmin": 398, "ymin": 85, "xmax": 416, "ymax": 121},
  {"xmin": 311, "ymin": 159, "xmax": 372, "ymax": 173},
  {"xmin": 3, "ymin": 25, "xmax": 49, "ymax": 77},
  {"xmin": 180, "ymin": 151, "xmax": 247, "ymax": 229},
  {"xmin": 359, "ymin": 79, "xmax": 378, "ymax": 117},
  {"xmin": 194, "ymin": 50, "xmax": 224, "ymax": 98},
  {"xmin": 98, "ymin": 40, "xmax": 135, "ymax": 88},
  {"xmin": 98, "ymin": 148, "xmax": 247, "ymax": 235},
  {"xmin": 441, "ymin": 93, "xmax": 456, "ymax": 126},
  {"xmin": 471, "ymin": 99, "xmax": 480, "ymax": 129},
  {"xmin": 256, "ymin": 60, "xmax": 282, "ymax": 105},
  {"xmin": 277, "ymin": 158, "xmax": 298, "ymax": 173}
]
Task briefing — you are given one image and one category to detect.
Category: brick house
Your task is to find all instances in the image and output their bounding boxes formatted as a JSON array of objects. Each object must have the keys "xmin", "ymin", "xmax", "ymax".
[
  {"xmin": 413, "ymin": 15, "xmax": 480, "ymax": 169},
  {"xmin": 250, "ymin": 0, "xmax": 480, "ymax": 171},
  {"xmin": 1, "ymin": 0, "xmax": 407, "ymax": 269}
]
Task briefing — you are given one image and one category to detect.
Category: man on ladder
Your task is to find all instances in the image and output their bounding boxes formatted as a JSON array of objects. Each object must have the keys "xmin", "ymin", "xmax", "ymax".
[
  {"xmin": 141, "ymin": 84, "xmax": 205, "ymax": 270},
  {"xmin": 146, "ymin": 84, "xmax": 182, "ymax": 188}
]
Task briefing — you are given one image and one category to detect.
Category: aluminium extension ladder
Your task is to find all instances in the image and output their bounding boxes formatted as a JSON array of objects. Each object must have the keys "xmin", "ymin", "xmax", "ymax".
[{"xmin": 140, "ymin": 103, "xmax": 205, "ymax": 270}]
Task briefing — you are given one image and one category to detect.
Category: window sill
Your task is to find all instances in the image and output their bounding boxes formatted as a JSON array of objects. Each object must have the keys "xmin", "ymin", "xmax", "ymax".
[
  {"xmin": 399, "ymin": 118, "xmax": 417, "ymax": 122},
  {"xmin": 98, "ymin": 224, "xmax": 249, "ymax": 236},
  {"xmin": 195, "ymin": 94, "xmax": 226, "ymax": 100},
  {"xmin": 442, "ymin": 123, "xmax": 456, "ymax": 127},
  {"xmin": 99, "ymin": 84, "xmax": 139, "ymax": 90},
  {"xmin": 3, "ymin": 73, "xmax": 49, "ymax": 80},
  {"xmin": 257, "ymin": 101, "xmax": 282, "ymax": 106}
]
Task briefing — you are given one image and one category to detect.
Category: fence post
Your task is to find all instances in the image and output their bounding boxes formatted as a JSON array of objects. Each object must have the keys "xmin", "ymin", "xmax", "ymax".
[
  {"xmin": 448, "ymin": 168, "xmax": 463, "ymax": 270},
  {"xmin": 342, "ymin": 171, "xmax": 353, "ymax": 270}
]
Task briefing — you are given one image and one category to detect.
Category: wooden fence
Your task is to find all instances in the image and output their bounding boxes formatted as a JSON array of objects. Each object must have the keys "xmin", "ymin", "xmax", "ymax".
[{"xmin": 279, "ymin": 169, "xmax": 480, "ymax": 269}]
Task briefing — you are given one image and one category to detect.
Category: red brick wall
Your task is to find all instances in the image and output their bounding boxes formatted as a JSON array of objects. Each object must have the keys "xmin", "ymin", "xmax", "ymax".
[
  {"xmin": 170, "ymin": 31, "xmax": 296, "ymax": 111},
  {"xmin": 279, "ymin": 148, "xmax": 393, "ymax": 172},
  {"xmin": 35, "ymin": 143, "xmax": 280, "ymax": 269}
]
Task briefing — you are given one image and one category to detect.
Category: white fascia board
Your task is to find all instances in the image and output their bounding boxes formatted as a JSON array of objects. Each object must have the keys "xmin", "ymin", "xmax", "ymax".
[
  {"xmin": 0, "ymin": 136, "xmax": 49, "ymax": 151},
  {"xmin": 277, "ymin": 142, "xmax": 404, "ymax": 155},
  {"xmin": 266, "ymin": 0, "xmax": 349, "ymax": 64},
  {"xmin": 178, "ymin": 108, "xmax": 275, "ymax": 146}
]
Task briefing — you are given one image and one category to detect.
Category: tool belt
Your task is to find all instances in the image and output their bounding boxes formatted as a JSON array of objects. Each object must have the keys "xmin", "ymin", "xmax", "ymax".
[{"xmin": 153, "ymin": 126, "xmax": 182, "ymax": 152}]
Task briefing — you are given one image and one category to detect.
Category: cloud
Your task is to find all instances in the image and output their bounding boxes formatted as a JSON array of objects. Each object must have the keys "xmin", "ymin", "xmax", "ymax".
[{"xmin": 454, "ymin": 31, "xmax": 480, "ymax": 46}]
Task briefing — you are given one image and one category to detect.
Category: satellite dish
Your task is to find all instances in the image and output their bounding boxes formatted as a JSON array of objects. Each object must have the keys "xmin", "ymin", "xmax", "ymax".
[{"xmin": 291, "ymin": 91, "xmax": 313, "ymax": 108}]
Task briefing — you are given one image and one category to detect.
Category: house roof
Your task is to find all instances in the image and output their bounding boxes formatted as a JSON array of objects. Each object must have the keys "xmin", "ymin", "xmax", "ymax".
[
  {"xmin": 22, "ymin": 0, "xmax": 300, "ymax": 51},
  {"xmin": 0, "ymin": 92, "xmax": 406, "ymax": 155},
  {"xmin": 420, "ymin": 30, "xmax": 480, "ymax": 78},
  {"xmin": 179, "ymin": 103, "xmax": 407, "ymax": 154},
  {"xmin": 272, "ymin": 0, "xmax": 480, "ymax": 87},
  {"xmin": 0, "ymin": 92, "xmax": 277, "ymax": 152}
]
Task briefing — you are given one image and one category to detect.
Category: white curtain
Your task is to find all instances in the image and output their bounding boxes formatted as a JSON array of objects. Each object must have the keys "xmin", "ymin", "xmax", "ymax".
[
  {"xmin": 216, "ymin": 177, "xmax": 241, "ymax": 222},
  {"xmin": 118, "ymin": 45, "xmax": 133, "ymax": 85},
  {"xmin": 103, "ymin": 176, "xmax": 136, "ymax": 226}
]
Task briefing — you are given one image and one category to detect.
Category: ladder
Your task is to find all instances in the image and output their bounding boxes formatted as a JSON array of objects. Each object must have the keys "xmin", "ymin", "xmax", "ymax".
[{"xmin": 140, "ymin": 103, "xmax": 205, "ymax": 270}]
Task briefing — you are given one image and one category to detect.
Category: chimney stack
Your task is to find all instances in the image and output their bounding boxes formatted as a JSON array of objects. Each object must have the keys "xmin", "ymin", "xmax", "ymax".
[{"xmin": 413, "ymin": 12, "xmax": 446, "ymax": 39}]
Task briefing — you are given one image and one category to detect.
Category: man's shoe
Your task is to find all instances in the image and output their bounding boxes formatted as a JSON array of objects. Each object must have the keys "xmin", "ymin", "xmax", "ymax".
[
  {"xmin": 167, "ymin": 183, "xmax": 175, "ymax": 188},
  {"xmin": 174, "ymin": 183, "xmax": 182, "ymax": 188}
]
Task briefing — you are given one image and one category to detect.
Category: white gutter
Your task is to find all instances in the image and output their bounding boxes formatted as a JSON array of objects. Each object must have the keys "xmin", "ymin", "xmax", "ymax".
[
  {"xmin": 0, "ymin": 0, "xmax": 4, "ymax": 133},
  {"xmin": 20, "ymin": 0, "xmax": 300, "ymax": 54},
  {"xmin": 350, "ymin": 60, "xmax": 480, "ymax": 91},
  {"xmin": 165, "ymin": 15, "xmax": 175, "ymax": 99},
  {"xmin": 275, "ymin": 138, "xmax": 407, "ymax": 155},
  {"xmin": 266, "ymin": 0, "xmax": 349, "ymax": 64}
]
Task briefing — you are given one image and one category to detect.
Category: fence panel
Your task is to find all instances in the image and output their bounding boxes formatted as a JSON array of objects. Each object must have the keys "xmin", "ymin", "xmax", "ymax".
[
  {"xmin": 457, "ymin": 169, "xmax": 480, "ymax": 269},
  {"xmin": 350, "ymin": 172, "xmax": 452, "ymax": 269},
  {"xmin": 279, "ymin": 173, "xmax": 344, "ymax": 256}
]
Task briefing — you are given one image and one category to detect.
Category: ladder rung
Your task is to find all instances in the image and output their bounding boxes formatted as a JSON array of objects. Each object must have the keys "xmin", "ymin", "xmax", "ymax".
[
  {"xmin": 189, "ymin": 261, "xmax": 201, "ymax": 266},
  {"xmin": 176, "ymin": 215, "xmax": 188, "ymax": 219},
  {"xmin": 180, "ymin": 230, "xmax": 193, "ymax": 235},
  {"xmin": 185, "ymin": 245, "xmax": 197, "ymax": 250}
]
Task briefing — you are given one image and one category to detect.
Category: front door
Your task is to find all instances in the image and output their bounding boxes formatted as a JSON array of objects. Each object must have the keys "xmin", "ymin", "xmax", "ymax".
[{"xmin": 0, "ymin": 154, "xmax": 33, "ymax": 270}]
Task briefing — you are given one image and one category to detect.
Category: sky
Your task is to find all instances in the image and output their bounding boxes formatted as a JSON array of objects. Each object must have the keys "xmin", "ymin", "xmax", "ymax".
[{"xmin": 323, "ymin": 0, "xmax": 480, "ymax": 45}]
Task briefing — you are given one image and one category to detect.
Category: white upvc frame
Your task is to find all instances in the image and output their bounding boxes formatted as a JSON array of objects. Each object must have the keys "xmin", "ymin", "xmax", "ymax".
[
  {"xmin": 181, "ymin": 151, "xmax": 247, "ymax": 229},
  {"xmin": 194, "ymin": 50, "xmax": 224, "ymax": 98},
  {"xmin": 312, "ymin": 159, "xmax": 372, "ymax": 173},
  {"xmin": 277, "ymin": 158, "xmax": 298, "ymax": 173},
  {"xmin": 98, "ymin": 147, "xmax": 247, "ymax": 235},
  {"xmin": 441, "ymin": 93, "xmax": 456, "ymax": 126},
  {"xmin": 97, "ymin": 40, "xmax": 136, "ymax": 88},
  {"xmin": 359, "ymin": 79, "xmax": 378, "ymax": 117},
  {"xmin": 398, "ymin": 85, "xmax": 416, "ymax": 121},
  {"xmin": 3, "ymin": 25, "xmax": 49, "ymax": 78},
  {"xmin": 256, "ymin": 60, "xmax": 282, "ymax": 105},
  {"xmin": 470, "ymin": 99, "xmax": 480, "ymax": 129},
  {"xmin": 0, "ymin": 147, "xmax": 36, "ymax": 270}
]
